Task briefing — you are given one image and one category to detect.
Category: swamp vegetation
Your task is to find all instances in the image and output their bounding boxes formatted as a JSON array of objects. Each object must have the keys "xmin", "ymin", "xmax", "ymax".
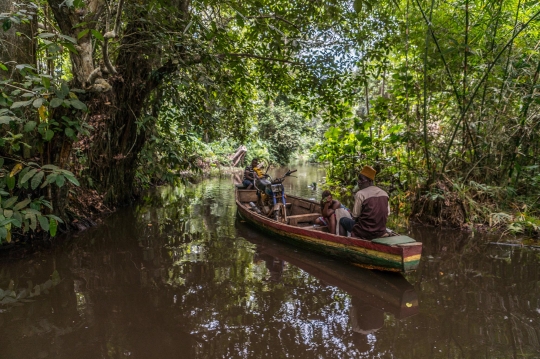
[{"xmin": 0, "ymin": 0, "xmax": 540, "ymax": 245}]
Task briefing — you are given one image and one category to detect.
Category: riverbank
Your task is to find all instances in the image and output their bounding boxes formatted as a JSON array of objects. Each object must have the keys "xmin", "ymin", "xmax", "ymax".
[{"xmin": 325, "ymin": 177, "xmax": 540, "ymax": 244}]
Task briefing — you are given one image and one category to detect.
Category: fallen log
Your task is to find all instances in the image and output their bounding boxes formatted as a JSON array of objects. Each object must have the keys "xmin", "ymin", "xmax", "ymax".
[{"xmin": 230, "ymin": 145, "xmax": 247, "ymax": 166}]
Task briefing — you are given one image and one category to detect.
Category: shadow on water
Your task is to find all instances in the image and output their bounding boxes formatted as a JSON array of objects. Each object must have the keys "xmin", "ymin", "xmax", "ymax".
[{"xmin": 0, "ymin": 163, "xmax": 539, "ymax": 358}]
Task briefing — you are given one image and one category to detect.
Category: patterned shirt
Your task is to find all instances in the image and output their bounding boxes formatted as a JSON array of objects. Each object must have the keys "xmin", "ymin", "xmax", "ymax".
[{"xmin": 244, "ymin": 165, "xmax": 255, "ymax": 181}]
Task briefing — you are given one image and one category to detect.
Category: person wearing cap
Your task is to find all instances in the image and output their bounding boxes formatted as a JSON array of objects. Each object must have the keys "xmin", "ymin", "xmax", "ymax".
[{"xmin": 339, "ymin": 165, "xmax": 390, "ymax": 240}]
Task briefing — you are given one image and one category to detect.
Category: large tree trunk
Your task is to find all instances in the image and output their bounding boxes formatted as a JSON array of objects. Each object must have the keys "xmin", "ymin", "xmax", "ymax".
[
  {"xmin": 46, "ymin": 0, "xmax": 191, "ymax": 206},
  {"xmin": 86, "ymin": 17, "xmax": 155, "ymax": 205}
]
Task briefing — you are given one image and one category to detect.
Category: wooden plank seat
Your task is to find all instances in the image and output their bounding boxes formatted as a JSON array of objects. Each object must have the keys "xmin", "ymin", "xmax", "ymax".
[{"xmin": 288, "ymin": 213, "xmax": 321, "ymax": 226}]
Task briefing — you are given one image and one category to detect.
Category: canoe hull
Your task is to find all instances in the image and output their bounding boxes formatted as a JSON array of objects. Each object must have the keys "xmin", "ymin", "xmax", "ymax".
[{"xmin": 236, "ymin": 190, "xmax": 422, "ymax": 272}]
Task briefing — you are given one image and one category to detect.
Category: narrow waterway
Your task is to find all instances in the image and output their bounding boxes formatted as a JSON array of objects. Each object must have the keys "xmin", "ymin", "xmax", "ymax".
[{"xmin": 0, "ymin": 164, "xmax": 539, "ymax": 358}]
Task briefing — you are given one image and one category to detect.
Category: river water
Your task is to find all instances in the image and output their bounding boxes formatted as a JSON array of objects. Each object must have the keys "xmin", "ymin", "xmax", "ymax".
[{"xmin": 0, "ymin": 164, "xmax": 539, "ymax": 359}]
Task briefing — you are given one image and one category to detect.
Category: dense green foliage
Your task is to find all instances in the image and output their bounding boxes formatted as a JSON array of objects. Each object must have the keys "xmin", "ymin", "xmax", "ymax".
[
  {"xmin": 2, "ymin": 0, "xmax": 540, "ymax": 244},
  {"xmin": 311, "ymin": 0, "xmax": 540, "ymax": 232},
  {"xmin": 257, "ymin": 105, "xmax": 306, "ymax": 165}
]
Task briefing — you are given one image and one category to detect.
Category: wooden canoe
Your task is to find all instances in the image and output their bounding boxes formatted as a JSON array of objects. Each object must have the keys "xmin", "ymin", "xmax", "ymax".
[
  {"xmin": 235, "ymin": 188, "xmax": 422, "ymax": 272},
  {"xmin": 239, "ymin": 224, "xmax": 419, "ymax": 319}
]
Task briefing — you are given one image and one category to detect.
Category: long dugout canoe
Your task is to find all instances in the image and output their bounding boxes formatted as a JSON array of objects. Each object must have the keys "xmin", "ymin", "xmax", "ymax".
[{"xmin": 236, "ymin": 188, "xmax": 422, "ymax": 273}]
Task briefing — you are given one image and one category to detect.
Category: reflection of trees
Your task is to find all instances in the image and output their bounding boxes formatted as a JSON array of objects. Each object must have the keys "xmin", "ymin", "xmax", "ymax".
[
  {"xmin": 382, "ymin": 227, "xmax": 540, "ymax": 358},
  {"xmin": 1, "ymin": 175, "xmax": 540, "ymax": 358}
]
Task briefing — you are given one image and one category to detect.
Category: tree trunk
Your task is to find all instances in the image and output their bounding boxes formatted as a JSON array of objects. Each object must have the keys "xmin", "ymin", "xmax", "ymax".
[
  {"xmin": 86, "ymin": 16, "xmax": 158, "ymax": 205},
  {"xmin": 45, "ymin": 0, "xmax": 192, "ymax": 206}
]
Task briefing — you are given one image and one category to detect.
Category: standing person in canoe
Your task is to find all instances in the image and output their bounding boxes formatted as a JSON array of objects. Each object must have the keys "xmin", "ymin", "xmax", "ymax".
[
  {"xmin": 243, "ymin": 158, "xmax": 262, "ymax": 189},
  {"xmin": 340, "ymin": 165, "xmax": 390, "ymax": 240},
  {"xmin": 319, "ymin": 190, "xmax": 352, "ymax": 235}
]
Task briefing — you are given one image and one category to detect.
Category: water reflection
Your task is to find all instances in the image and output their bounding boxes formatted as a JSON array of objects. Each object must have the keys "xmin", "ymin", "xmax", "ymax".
[{"xmin": 0, "ymin": 164, "xmax": 538, "ymax": 358}]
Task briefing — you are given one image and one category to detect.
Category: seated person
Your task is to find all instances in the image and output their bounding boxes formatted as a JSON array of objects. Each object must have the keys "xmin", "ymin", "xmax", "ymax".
[
  {"xmin": 242, "ymin": 158, "xmax": 260, "ymax": 189},
  {"xmin": 320, "ymin": 190, "xmax": 352, "ymax": 235},
  {"xmin": 340, "ymin": 165, "xmax": 389, "ymax": 240}
]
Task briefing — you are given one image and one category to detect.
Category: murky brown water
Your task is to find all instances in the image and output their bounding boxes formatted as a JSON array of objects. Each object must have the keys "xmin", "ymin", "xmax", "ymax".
[{"xmin": 0, "ymin": 164, "xmax": 539, "ymax": 358}]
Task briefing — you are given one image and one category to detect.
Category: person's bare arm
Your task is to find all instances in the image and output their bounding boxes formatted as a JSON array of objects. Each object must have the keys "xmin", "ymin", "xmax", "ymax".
[{"xmin": 322, "ymin": 200, "xmax": 338, "ymax": 217}]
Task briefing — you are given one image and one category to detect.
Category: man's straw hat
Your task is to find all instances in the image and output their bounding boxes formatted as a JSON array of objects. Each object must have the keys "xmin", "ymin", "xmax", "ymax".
[{"xmin": 359, "ymin": 165, "xmax": 376, "ymax": 181}]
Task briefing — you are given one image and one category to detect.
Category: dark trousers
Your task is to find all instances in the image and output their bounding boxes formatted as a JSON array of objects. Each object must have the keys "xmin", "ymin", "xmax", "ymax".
[{"xmin": 340, "ymin": 217, "xmax": 355, "ymax": 232}]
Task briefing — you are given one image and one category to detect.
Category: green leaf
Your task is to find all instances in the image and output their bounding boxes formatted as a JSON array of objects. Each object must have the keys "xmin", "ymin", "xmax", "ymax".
[
  {"xmin": 353, "ymin": 0, "xmax": 363, "ymax": 12},
  {"xmin": 26, "ymin": 213, "xmax": 37, "ymax": 231},
  {"xmin": 2, "ymin": 196, "xmax": 18, "ymax": 209},
  {"xmin": 37, "ymin": 32, "xmax": 56, "ymax": 39},
  {"xmin": 12, "ymin": 211, "xmax": 22, "ymax": 224},
  {"xmin": 3, "ymin": 209, "xmax": 12, "ymax": 218},
  {"xmin": 236, "ymin": 14, "xmax": 245, "ymax": 27},
  {"xmin": 49, "ymin": 218, "xmax": 58, "ymax": 237},
  {"xmin": 63, "ymin": 43, "xmax": 79, "ymax": 54},
  {"xmin": 50, "ymin": 98, "xmax": 63, "ymax": 108},
  {"xmin": 31, "ymin": 171, "xmax": 44, "ymax": 190},
  {"xmin": 58, "ymin": 34, "xmax": 77, "ymax": 43},
  {"xmin": 44, "ymin": 173, "xmax": 57, "ymax": 186},
  {"xmin": 10, "ymin": 99, "xmax": 33, "ymax": 109},
  {"xmin": 0, "ymin": 218, "xmax": 15, "ymax": 226},
  {"xmin": 6, "ymin": 175, "xmax": 15, "ymax": 190},
  {"xmin": 64, "ymin": 174, "xmax": 80, "ymax": 186},
  {"xmin": 77, "ymin": 29, "xmax": 90, "ymax": 39},
  {"xmin": 17, "ymin": 167, "xmax": 30, "ymax": 187},
  {"xmin": 0, "ymin": 116, "xmax": 12, "ymax": 124},
  {"xmin": 24, "ymin": 208, "xmax": 40, "ymax": 215},
  {"xmin": 24, "ymin": 121, "xmax": 37, "ymax": 132},
  {"xmin": 42, "ymin": 76, "xmax": 51, "ymax": 89},
  {"xmin": 38, "ymin": 215, "xmax": 49, "ymax": 231},
  {"xmin": 59, "ymin": 82, "xmax": 69, "ymax": 99},
  {"xmin": 13, "ymin": 198, "xmax": 31, "ymax": 211},
  {"xmin": 33, "ymin": 98, "xmax": 44, "ymax": 108},
  {"xmin": 46, "ymin": 214, "xmax": 64, "ymax": 224},
  {"xmin": 90, "ymin": 29, "xmax": 104, "ymax": 41},
  {"xmin": 65, "ymin": 128, "xmax": 75, "ymax": 138},
  {"xmin": 41, "ymin": 164, "xmax": 59, "ymax": 170},
  {"xmin": 11, "ymin": 218, "xmax": 21, "ymax": 228},
  {"xmin": 0, "ymin": 62, "xmax": 7, "ymax": 71},
  {"xmin": 44, "ymin": 130, "xmax": 54, "ymax": 141},
  {"xmin": 69, "ymin": 99, "xmax": 87, "ymax": 111},
  {"xmin": 55, "ymin": 174, "xmax": 65, "ymax": 187},
  {"xmin": 21, "ymin": 168, "xmax": 37, "ymax": 184}
]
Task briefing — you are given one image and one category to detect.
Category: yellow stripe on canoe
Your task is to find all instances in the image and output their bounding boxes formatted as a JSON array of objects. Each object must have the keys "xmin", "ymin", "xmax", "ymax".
[
  {"xmin": 269, "ymin": 225, "xmax": 403, "ymax": 263},
  {"xmin": 404, "ymin": 254, "xmax": 421, "ymax": 263}
]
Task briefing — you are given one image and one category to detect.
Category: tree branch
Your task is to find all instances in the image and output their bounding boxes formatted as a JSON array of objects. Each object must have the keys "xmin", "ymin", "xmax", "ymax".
[
  {"xmin": 102, "ymin": 0, "xmax": 124, "ymax": 75},
  {"xmin": 247, "ymin": 15, "xmax": 302, "ymax": 33}
]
